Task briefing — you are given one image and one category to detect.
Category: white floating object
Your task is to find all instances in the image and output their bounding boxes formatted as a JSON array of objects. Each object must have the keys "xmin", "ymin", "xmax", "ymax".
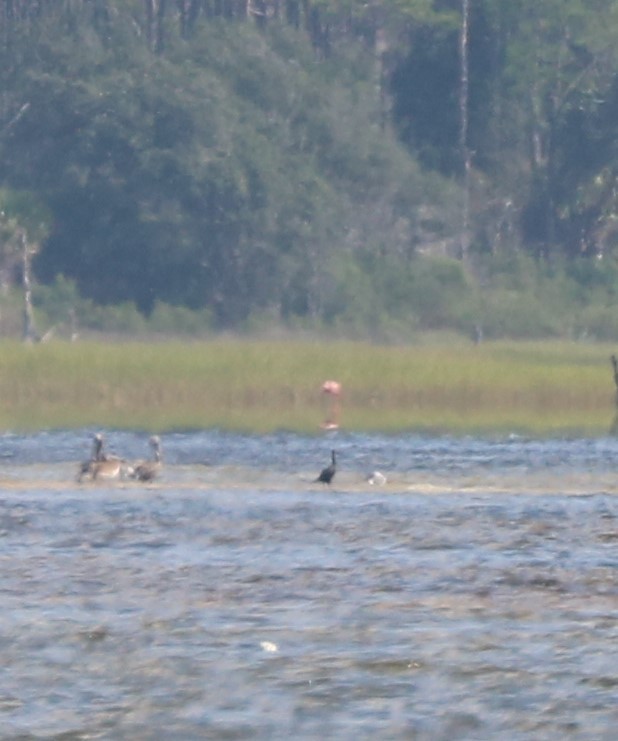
[
  {"xmin": 260, "ymin": 641, "xmax": 278, "ymax": 653},
  {"xmin": 367, "ymin": 471, "xmax": 387, "ymax": 486}
]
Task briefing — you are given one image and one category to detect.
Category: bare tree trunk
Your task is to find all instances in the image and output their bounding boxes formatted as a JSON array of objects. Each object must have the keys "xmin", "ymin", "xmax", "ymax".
[
  {"xmin": 155, "ymin": 0, "xmax": 167, "ymax": 52},
  {"xmin": 20, "ymin": 230, "xmax": 37, "ymax": 343},
  {"xmin": 144, "ymin": 0, "xmax": 166, "ymax": 53},
  {"xmin": 177, "ymin": 0, "xmax": 188, "ymax": 37},
  {"xmin": 611, "ymin": 355, "xmax": 618, "ymax": 407},
  {"xmin": 249, "ymin": 0, "xmax": 268, "ymax": 27},
  {"xmin": 459, "ymin": 0, "xmax": 471, "ymax": 262},
  {"xmin": 145, "ymin": 0, "xmax": 155, "ymax": 50},
  {"xmin": 375, "ymin": 25, "xmax": 389, "ymax": 130},
  {"xmin": 285, "ymin": 0, "xmax": 300, "ymax": 28},
  {"xmin": 69, "ymin": 307, "xmax": 79, "ymax": 342}
]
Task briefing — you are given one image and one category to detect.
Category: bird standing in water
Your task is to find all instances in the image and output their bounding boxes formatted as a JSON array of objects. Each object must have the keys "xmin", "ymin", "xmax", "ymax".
[
  {"xmin": 128, "ymin": 435, "xmax": 163, "ymax": 482},
  {"xmin": 77, "ymin": 433, "xmax": 124, "ymax": 482},
  {"xmin": 366, "ymin": 470, "xmax": 387, "ymax": 486},
  {"xmin": 315, "ymin": 450, "xmax": 337, "ymax": 484}
]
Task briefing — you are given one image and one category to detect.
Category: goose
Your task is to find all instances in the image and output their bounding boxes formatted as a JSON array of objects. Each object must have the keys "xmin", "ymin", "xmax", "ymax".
[
  {"xmin": 77, "ymin": 434, "xmax": 102, "ymax": 482},
  {"xmin": 77, "ymin": 433, "xmax": 125, "ymax": 482},
  {"xmin": 315, "ymin": 449, "xmax": 336, "ymax": 484},
  {"xmin": 90, "ymin": 454, "xmax": 125, "ymax": 481},
  {"xmin": 129, "ymin": 435, "xmax": 162, "ymax": 482}
]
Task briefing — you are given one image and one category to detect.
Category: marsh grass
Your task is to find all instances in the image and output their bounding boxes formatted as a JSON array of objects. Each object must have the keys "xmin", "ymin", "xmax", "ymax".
[{"xmin": 0, "ymin": 339, "xmax": 615, "ymax": 435}]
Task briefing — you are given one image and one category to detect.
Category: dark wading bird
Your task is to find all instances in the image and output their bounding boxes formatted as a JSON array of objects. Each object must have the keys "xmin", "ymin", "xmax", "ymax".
[
  {"xmin": 315, "ymin": 450, "xmax": 337, "ymax": 484},
  {"xmin": 128, "ymin": 435, "xmax": 163, "ymax": 482},
  {"xmin": 77, "ymin": 433, "xmax": 125, "ymax": 482}
]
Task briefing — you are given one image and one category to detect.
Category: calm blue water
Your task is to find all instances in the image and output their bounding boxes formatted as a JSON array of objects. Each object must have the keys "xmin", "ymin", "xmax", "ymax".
[{"xmin": 1, "ymin": 430, "xmax": 618, "ymax": 739}]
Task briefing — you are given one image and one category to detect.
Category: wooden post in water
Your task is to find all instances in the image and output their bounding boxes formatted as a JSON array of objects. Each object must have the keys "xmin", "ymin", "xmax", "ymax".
[
  {"xmin": 610, "ymin": 355, "xmax": 618, "ymax": 435},
  {"xmin": 611, "ymin": 355, "xmax": 618, "ymax": 407}
]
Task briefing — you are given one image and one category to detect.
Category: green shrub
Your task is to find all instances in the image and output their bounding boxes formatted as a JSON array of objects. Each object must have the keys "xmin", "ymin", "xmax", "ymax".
[
  {"xmin": 576, "ymin": 304, "xmax": 618, "ymax": 341},
  {"xmin": 479, "ymin": 289, "xmax": 563, "ymax": 339},
  {"xmin": 33, "ymin": 275, "xmax": 81, "ymax": 325},
  {"xmin": 0, "ymin": 288, "xmax": 27, "ymax": 337},
  {"xmin": 81, "ymin": 302, "xmax": 148, "ymax": 334},
  {"xmin": 148, "ymin": 302, "xmax": 213, "ymax": 335}
]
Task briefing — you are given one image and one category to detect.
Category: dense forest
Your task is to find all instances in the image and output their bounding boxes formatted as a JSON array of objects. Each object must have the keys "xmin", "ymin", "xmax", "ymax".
[{"xmin": 2, "ymin": 0, "xmax": 618, "ymax": 340}]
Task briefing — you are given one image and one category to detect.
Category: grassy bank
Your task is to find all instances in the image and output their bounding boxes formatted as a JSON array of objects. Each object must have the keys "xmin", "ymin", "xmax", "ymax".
[{"xmin": 0, "ymin": 339, "xmax": 615, "ymax": 436}]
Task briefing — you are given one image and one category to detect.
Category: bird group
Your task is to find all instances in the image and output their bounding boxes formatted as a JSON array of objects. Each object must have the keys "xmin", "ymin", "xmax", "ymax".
[
  {"xmin": 77, "ymin": 437, "xmax": 384, "ymax": 488},
  {"xmin": 77, "ymin": 433, "xmax": 163, "ymax": 483},
  {"xmin": 314, "ymin": 449, "xmax": 386, "ymax": 487}
]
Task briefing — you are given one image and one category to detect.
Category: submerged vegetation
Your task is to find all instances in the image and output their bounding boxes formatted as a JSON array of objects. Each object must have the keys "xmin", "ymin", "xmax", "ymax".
[{"xmin": 0, "ymin": 339, "xmax": 615, "ymax": 436}]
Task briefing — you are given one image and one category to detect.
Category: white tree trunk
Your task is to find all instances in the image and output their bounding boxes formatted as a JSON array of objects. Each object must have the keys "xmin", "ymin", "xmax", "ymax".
[
  {"xmin": 459, "ymin": 0, "xmax": 471, "ymax": 261},
  {"xmin": 20, "ymin": 230, "xmax": 37, "ymax": 343}
]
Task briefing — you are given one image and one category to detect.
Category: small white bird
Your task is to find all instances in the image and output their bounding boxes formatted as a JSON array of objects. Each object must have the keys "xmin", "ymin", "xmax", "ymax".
[{"xmin": 366, "ymin": 470, "xmax": 387, "ymax": 486}]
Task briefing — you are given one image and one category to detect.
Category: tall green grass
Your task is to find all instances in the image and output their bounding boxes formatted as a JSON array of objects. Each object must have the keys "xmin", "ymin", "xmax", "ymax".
[{"xmin": 0, "ymin": 339, "xmax": 615, "ymax": 435}]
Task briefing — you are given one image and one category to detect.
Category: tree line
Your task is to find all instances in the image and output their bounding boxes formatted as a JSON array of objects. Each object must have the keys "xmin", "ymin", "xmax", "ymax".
[{"xmin": 2, "ymin": 1, "xmax": 618, "ymax": 338}]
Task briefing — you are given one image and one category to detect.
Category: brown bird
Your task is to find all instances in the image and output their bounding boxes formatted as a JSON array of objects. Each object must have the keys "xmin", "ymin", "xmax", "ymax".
[
  {"xmin": 77, "ymin": 433, "xmax": 124, "ymax": 481},
  {"xmin": 90, "ymin": 455, "xmax": 124, "ymax": 481},
  {"xmin": 77, "ymin": 433, "xmax": 126, "ymax": 482},
  {"xmin": 128, "ymin": 435, "xmax": 163, "ymax": 482},
  {"xmin": 77, "ymin": 433, "xmax": 104, "ymax": 482}
]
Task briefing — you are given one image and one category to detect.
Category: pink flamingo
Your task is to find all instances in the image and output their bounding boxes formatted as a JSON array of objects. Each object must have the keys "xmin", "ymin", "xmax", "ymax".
[{"xmin": 320, "ymin": 380, "xmax": 342, "ymax": 430}]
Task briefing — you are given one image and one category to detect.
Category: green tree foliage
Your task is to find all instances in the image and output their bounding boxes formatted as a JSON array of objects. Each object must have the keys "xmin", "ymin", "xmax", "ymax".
[
  {"xmin": 0, "ymin": 3, "xmax": 456, "ymax": 329},
  {"xmin": 496, "ymin": 0, "xmax": 618, "ymax": 258},
  {"xmin": 390, "ymin": 0, "xmax": 618, "ymax": 262},
  {"xmin": 3, "ymin": 1, "xmax": 618, "ymax": 339}
]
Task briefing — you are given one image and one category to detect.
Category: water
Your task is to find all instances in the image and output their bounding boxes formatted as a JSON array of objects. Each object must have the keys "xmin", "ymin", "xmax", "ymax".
[{"xmin": 1, "ymin": 430, "xmax": 618, "ymax": 739}]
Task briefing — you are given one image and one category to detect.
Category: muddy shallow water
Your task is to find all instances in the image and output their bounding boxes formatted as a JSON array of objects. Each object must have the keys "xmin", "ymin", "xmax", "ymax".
[{"xmin": 1, "ymin": 431, "xmax": 618, "ymax": 739}]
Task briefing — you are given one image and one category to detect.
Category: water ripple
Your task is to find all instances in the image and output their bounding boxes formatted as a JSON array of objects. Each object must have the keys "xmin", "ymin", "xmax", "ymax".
[{"xmin": 1, "ymin": 431, "xmax": 618, "ymax": 737}]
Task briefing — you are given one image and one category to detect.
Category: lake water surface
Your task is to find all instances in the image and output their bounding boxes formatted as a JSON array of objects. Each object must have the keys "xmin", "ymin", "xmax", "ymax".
[{"xmin": 1, "ymin": 430, "xmax": 618, "ymax": 739}]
